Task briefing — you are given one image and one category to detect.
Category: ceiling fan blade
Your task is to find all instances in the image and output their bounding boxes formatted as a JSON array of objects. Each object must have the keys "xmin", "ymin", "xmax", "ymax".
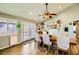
[
  {"xmin": 49, "ymin": 15, "xmax": 52, "ymax": 18},
  {"xmin": 50, "ymin": 13, "xmax": 57, "ymax": 15}
]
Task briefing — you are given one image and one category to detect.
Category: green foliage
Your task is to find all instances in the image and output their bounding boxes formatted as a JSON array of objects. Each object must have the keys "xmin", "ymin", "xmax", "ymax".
[{"xmin": 16, "ymin": 23, "xmax": 21, "ymax": 30}]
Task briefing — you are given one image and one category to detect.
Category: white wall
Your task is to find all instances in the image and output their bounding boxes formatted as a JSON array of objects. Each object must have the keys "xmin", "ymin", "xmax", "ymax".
[{"xmin": 0, "ymin": 36, "xmax": 10, "ymax": 49}]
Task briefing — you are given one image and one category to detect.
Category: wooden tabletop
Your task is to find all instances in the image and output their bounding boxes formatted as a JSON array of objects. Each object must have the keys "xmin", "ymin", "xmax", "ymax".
[{"xmin": 69, "ymin": 38, "xmax": 77, "ymax": 45}]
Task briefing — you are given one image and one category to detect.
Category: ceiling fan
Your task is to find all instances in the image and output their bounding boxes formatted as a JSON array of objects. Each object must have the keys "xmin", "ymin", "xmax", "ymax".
[{"xmin": 38, "ymin": 3, "xmax": 57, "ymax": 19}]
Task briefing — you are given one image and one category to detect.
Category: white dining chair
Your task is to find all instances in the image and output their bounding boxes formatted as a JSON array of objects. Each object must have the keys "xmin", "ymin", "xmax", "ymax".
[
  {"xmin": 57, "ymin": 32, "xmax": 69, "ymax": 55},
  {"xmin": 42, "ymin": 34, "xmax": 52, "ymax": 54},
  {"xmin": 33, "ymin": 32, "xmax": 41, "ymax": 48}
]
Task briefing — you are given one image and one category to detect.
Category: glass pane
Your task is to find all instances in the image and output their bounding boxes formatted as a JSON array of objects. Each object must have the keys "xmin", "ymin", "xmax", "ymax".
[
  {"xmin": 24, "ymin": 32, "xmax": 29, "ymax": 40},
  {"xmin": 8, "ymin": 23, "xmax": 17, "ymax": 33},
  {"xmin": 31, "ymin": 24, "xmax": 36, "ymax": 38},
  {"xmin": 0, "ymin": 22, "xmax": 7, "ymax": 34}
]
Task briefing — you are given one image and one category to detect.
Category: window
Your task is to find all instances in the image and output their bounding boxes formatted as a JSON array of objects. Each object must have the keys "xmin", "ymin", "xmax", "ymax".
[
  {"xmin": 0, "ymin": 22, "xmax": 7, "ymax": 34},
  {"xmin": 8, "ymin": 23, "xmax": 17, "ymax": 33}
]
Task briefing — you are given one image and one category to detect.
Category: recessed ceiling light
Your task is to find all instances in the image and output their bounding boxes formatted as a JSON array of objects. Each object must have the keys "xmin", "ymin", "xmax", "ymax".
[{"xmin": 59, "ymin": 6, "xmax": 62, "ymax": 9}]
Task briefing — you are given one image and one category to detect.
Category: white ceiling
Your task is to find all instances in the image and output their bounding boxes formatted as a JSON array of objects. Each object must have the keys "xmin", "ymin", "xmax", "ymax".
[{"xmin": 0, "ymin": 3, "xmax": 74, "ymax": 22}]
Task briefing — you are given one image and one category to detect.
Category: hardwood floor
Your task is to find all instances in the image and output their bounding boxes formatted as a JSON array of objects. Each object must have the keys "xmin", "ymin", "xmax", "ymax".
[
  {"xmin": 0, "ymin": 40, "xmax": 79, "ymax": 55},
  {"xmin": 0, "ymin": 40, "xmax": 50, "ymax": 55}
]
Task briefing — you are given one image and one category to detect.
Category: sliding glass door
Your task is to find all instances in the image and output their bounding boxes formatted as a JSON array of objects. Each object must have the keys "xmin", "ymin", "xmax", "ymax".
[
  {"xmin": 23, "ymin": 23, "xmax": 30, "ymax": 41},
  {"xmin": 30, "ymin": 23, "xmax": 36, "ymax": 39},
  {"xmin": 23, "ymin": 23, "xmax": 36, "ymax": 41}
]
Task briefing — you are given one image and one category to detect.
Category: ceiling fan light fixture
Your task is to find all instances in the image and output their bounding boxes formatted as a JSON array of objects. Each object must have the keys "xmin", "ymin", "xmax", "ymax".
[{"xmin": 38, "ymin": 3, "xmax": 57, "ymax": 20}]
